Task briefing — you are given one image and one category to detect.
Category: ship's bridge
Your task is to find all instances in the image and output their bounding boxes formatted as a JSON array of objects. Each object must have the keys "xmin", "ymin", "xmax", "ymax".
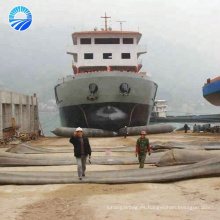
[{"xmin": 66, "ymin": 31, "xmax": 147, "ymax": 74}]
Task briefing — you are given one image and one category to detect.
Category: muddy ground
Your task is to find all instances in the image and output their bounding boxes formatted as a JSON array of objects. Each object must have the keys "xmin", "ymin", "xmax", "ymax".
[{"xmin": 0, "ymin": 131, "xmax": 220, "ymax": 220}]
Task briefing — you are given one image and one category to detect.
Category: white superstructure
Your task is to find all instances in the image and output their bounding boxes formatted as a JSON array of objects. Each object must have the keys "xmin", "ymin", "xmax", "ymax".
[{"xmin": 66, "ymin": 31, "xmax": 147, "ymax": 74}]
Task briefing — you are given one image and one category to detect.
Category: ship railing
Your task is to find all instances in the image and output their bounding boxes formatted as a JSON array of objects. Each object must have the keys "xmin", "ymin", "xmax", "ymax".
[
  {"xmin": 56, "ymin": 70, "xmax": 147, "ymax": 81},
  {"xmin": 75, "ymin": 71, "xmax": 146, "ymax": 75}
]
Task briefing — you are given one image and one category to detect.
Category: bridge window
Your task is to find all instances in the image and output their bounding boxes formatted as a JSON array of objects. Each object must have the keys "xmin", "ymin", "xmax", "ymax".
[
  {"xmin": 95, "ymin": 38, "xmax": 120, "ymax": 44},
  {"xmin": 103, "ymin": 53, "xmax": 112, "ymax": 59},
  {"xmin": 84, "ymin": 53, "xmax": 93, "ymax": 59},
  {"xmin": 123, "ymin": 38, "xmax": 134, "ymax": 44},
  {"xmin": 121, "ymin": 53, "xmax": 130, "ymax": 59},
  {"xmin": 80, "ymin": 38, "xmax": 91, "ymax": 44}
]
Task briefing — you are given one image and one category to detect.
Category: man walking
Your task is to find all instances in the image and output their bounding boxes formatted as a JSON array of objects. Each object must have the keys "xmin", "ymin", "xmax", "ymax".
[
  {"xmin": 184, "ymin": 124, "xmax": 189, "ymax": 133},
  {"xmin": 69, "ymin": 127, "xmax": 91, "ymax": 180},
  {"xmin": 135, "ymin": 131, "xmax": 151, "ymax": 168}
]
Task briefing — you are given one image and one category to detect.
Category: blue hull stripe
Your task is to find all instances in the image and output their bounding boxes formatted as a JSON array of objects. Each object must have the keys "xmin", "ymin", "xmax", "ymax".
[{"xmin": 203, "ymin": 79, "xmax": 220, "ymax": 96}]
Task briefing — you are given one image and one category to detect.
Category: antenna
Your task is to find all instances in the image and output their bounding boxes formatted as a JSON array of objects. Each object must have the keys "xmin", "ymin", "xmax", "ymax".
[
  {"xmin": 101, "ymin": 12, "xmax": 111, "ymax": 31},
  {"xmin": 116, "ymin": 21, "xmax": 126, "ymax": 31}
]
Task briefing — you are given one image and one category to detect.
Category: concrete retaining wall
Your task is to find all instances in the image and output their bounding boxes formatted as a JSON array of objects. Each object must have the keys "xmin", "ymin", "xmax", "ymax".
[{"xmin": 0, "ymin": 90, "xmax": 39, "ymax": 138}]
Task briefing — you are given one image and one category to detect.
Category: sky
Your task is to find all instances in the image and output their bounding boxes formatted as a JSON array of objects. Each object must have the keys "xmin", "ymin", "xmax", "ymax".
[
  {"xmin": 1, "ymin": 0, "xmax": 219, "ymax": 58},
  {"xmin": 0, "ymin": 0, "xmax": 220, "ymax": 114}
]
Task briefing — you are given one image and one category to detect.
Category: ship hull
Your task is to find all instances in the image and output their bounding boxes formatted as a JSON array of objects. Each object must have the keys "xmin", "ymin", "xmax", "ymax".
[
  {"xmin": 203, "ymin": 78, "xmax": 220, "ymax": 106},
  {"xmin": 203, "ymin": 92, "xmax": 220, "ymax": 106},
  {"xmin": 59, "ymin": 102, "xmax": 152, "ymax": 131},
  {"xmin": 55, "ymin": 71, "xmax": 157, "ymax": 131}
]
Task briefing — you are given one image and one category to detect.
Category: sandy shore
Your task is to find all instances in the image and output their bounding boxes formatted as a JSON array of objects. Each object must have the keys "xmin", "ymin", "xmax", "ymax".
[{"xmin": 0, "ymin": 131, "xmax": 220, "ymax": 220}]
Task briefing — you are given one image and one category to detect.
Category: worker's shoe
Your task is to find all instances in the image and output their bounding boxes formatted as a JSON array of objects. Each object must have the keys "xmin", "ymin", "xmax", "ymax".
[
  {"xmin": 82, "ymin": 174, "xmax": 85, "ymax": 177},
  {"xmin": 79, "ymin": 177, "xmax": 82, "ymax": 180}
]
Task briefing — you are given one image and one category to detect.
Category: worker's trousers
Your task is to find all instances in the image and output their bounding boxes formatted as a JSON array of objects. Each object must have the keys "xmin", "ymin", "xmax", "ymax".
[
  {"xmin": 138, "ymin": 153, "xmax": 146, "ymax": 168},
  {"xmin": 76, "ymin": 156, "xmax": 87, "ymax": 177}
]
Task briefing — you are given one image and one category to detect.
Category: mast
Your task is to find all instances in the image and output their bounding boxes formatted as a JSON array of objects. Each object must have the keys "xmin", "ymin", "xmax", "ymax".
[
  {"xmin": 116, "ymin": 21, "xmax": 126, "ymax": 31},
  {"xmin": 101, "ymin": 12, "xmax": 111, "ymax": 31}
]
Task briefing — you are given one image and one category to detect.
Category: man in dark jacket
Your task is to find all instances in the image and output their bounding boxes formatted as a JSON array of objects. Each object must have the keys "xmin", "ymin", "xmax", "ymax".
[{"xmin": 69, "ymin": 127, "xmax": 92, "ymax": 180}]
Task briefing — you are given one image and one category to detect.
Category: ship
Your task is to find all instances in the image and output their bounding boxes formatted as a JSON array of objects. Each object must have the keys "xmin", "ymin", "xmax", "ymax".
[
  {"xmin": 203, "ymin": 77, "xmax": 220, "ymax": 106},
  {"xmin": 54, "ymin": 14, "xmax": 158, "ymax": 131},
  {"xmin": 151, "ymin": 100, "xmax": 168, "ymax": 118}
]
